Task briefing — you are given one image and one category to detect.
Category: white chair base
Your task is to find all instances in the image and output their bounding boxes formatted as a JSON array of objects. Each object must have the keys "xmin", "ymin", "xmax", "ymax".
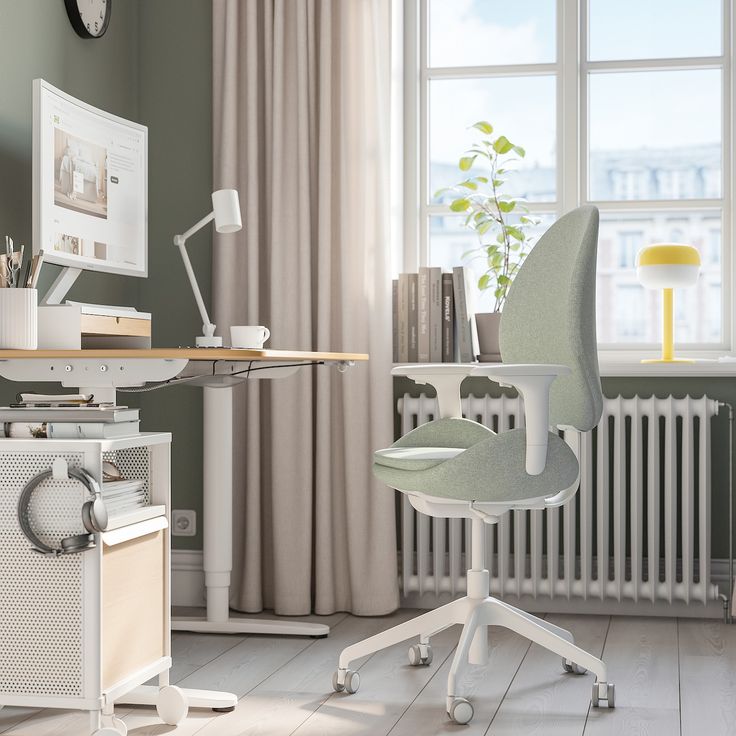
[{"xmin": 333, "ymin": 519, "xmax": 615, "ymax": 724}]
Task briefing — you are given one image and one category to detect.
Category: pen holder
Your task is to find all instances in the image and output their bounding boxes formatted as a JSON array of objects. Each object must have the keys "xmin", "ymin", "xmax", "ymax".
[{"xmin": 0, "ymin": 288, "xmax": 37, "ymax": 349}]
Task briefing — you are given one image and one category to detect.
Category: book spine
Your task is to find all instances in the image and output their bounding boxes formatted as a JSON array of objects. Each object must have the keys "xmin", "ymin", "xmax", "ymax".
[
  {"xmin": 47, "ymin": 421, "xmax": 140, "ymax": 439},
  {"xmin": 417, "ymin": 267, "xmax": 430, "ymax": 362},
  {"xmin": 392, "ymin": 279, "xmax": 399, "ymax": 363},
  {"xmin": 429, "ymin": 267, "xmax": 442, "ymax": 362},
  {"xmin": 453, "ymin": 266, "xmax": 472, "ymax": 362},
  {"xmin": 398, "ymin": 273, "xmax": 409, "ymax": 362},
  {"xmin": 408, "ymin": 272, "xmax": 419, "ymax": 362},
  {"xmin": 442, "ymin": 273, "xmax": 454, "ymax": 362}
]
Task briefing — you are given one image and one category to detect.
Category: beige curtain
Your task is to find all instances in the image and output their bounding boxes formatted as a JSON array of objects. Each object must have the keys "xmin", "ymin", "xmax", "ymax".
[{"xmin": 212, "ymin": 0, "xmax": 398, "ymax": 616}]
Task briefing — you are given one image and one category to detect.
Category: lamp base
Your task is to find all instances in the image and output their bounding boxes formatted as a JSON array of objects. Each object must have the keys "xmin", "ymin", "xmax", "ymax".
[
  {"xmin": 640, "ymin": 357, "xmax": 696, "ymax": 364},
  {"xmin": 195, "ymin": 335, "xmax": 223, "ymax": 348}
]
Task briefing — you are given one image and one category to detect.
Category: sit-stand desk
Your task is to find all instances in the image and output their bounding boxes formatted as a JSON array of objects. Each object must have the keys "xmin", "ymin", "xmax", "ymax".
[{"xmin": 0, "ymin": 347, "xmax": 367, "ymax": 712}]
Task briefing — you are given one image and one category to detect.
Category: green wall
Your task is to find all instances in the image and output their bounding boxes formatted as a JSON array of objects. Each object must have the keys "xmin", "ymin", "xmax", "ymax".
[{"xmin": 0, "ymin": 0, "xmax": 212, "ymax": 549}]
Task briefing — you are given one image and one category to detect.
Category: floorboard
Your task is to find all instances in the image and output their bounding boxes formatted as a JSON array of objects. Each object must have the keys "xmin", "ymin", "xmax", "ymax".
[
  {"xmin": 191, "ymin": 609, "xmax": 416, "ymax": 736},
  {"xmin": 387, "ymin": 622, "xmax": 532, "ymax": 736},
  {"xmin": 487, "ymin": 613, "xmax": 610, "ymax": 736},
  {"xmin": 583, "ymin": 616, "xmax": 680, "ymax": 736},
  {"xmin": 678, "ymin": 618, "xmax": 736, "ymax": 736},
  {"xmin": 1, "ymin": 612, "xmax": 734, "ymax": 735}
]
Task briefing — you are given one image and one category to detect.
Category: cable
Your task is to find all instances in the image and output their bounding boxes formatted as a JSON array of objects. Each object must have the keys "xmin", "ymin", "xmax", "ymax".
[{"xmin": 116, "ymin": 360, "xmax": 326, "ymax": 392}]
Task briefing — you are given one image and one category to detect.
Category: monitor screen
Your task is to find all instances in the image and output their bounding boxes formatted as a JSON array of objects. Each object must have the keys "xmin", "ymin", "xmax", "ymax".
[{"xmin": 33, "ymin": 79, "xmax": 147, "ymax": 277}]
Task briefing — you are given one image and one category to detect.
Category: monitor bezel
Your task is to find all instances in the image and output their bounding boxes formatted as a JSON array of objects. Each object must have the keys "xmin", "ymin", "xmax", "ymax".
[{"xmin": 32, "ymin": 78, "xmax": 148, "ymax": 279}]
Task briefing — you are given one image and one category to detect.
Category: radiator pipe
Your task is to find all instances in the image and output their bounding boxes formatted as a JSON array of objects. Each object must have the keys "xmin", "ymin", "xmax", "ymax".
[{"xmin": 719, "ymin": 401, "xmax": 734, "ymax": 624}]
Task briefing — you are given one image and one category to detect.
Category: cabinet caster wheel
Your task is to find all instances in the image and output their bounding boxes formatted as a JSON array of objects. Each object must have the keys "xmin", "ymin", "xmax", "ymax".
[
  {"xmin": 408, "ymin": 643, "xmax": 433, "ymax": 666},
  {"xmin": 591, "ymin": 681, "xmax": 615, "ymax": 708},
  {"xmin": 562, "ymin": 657, "xmax": 587, "ymax": 675},
  {"xmin": 332, "ymin": 669, "xmax": 360, "ymax": 694},
  {"xmin": 157, "ymin": 685, "xmax": 189, "ymax": 725},
  {"xmin": 448, "ymin": 697, "xmax": 474, "ymax": 725}
]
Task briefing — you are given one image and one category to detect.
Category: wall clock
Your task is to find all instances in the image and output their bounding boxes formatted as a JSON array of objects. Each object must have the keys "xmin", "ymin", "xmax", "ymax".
[{"xmin": 64, "ymin": 0, "xmax": 112, "ymax": 39}]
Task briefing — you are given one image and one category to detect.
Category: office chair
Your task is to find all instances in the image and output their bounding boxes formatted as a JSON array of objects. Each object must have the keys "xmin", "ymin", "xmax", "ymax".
[{"xmin": 332, "ymin": 206, "xmax": 614, "ymax": 724}]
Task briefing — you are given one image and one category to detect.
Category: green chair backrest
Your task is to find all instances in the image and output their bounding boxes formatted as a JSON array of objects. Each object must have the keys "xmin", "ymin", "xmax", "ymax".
[{"xmin": 499, "ymin": 205, "xmax": 603, "ymax": 432}]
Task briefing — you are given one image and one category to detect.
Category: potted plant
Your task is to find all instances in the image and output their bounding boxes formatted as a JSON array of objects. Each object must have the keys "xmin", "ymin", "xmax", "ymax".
[{"xmin": 437, "ymin": 121, "xmax": 539, "ymax": 361}]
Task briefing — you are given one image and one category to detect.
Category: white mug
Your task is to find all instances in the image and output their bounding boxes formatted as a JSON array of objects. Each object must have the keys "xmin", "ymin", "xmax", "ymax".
[{"xmin": 230, "ymin": 325, "xmax": 271, "ymax": 349}]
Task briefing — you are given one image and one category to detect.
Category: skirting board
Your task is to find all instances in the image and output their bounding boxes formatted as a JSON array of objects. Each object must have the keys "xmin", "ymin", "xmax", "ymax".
[{"xmin": 172, "ymin": 549, "xmax": 734, "ymax": 616}]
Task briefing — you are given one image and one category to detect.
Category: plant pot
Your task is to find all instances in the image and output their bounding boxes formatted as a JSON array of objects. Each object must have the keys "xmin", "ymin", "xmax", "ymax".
[{"xmin": 475, "ymin": 311, "xmax": 502, "ymax": 362}]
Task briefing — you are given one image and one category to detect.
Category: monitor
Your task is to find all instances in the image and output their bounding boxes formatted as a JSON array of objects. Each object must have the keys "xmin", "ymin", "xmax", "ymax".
[{"xmin": 33, "ymin": 79, "xmax": 147, "ymax": 284}]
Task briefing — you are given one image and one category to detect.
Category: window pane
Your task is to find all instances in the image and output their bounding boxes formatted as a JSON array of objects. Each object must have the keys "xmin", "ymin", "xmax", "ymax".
[
  {"xmin": 589, "ymin": 70, "xmax": 721, "ymax": 200},
  {"xmin": 428, "ymin": 212, "xmax": 555, "ymax": 312},
  {"xmin": 597, "ymin": 211, "xmax": 721, "ymax": 345},
  {"xmin": 430, "ymin": 76, "xmax": 556, "ymax": 204},
  {"xmin": 588, "ymin": 0, "xmax": 721, "ymax": 61},
  {"xmin": 428, "ymin": 0, "xmax": 556, "ymax": 68}
]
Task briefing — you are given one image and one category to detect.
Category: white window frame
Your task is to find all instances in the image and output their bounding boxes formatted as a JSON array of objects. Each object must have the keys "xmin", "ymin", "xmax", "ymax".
[{"xmin": 401, "ymin": 0, "xmax": 735, "ymax": 358}]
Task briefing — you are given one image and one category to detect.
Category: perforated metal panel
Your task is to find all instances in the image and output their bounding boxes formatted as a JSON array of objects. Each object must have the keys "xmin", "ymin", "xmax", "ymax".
[
  {"xmin": 0, "ymin": 451, "xmax": 86, "ymax": 697},
  {"xmin": 103, "ymin": 446, "xmax": 150, "ymax": 504}
]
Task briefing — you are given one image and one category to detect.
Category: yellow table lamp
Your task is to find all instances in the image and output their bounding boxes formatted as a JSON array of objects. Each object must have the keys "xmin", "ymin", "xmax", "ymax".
[{"xmin": 636, "ymin": 243, "xmax": 701, "ymax": 363}]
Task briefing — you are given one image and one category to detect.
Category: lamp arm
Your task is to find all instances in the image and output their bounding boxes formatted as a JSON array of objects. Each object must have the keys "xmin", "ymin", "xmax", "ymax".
[{"xmin": 173, "ymin": 211, "xmax": 216, "ymax": 337}]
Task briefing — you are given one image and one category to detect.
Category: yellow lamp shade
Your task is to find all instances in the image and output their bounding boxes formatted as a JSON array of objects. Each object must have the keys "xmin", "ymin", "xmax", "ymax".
[
  {"xmin": 635, "ymin": 243, "xmax": 701, "ymax": 364},
  {"xmin": 636, "ymin": 244, "xmax": 701, "ymax": 289}
]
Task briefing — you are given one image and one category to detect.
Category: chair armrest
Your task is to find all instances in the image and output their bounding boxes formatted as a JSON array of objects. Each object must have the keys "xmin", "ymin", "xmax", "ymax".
[
  {"xmin": 391, "ymin": 364, "xmax": 476, "ymax": 419},
  {"xmin": 470, "ymin": 363, "xmax": 571, "ymax": 475}
]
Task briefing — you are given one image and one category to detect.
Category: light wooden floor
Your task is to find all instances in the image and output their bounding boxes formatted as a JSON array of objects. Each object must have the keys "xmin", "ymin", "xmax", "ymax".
[{"xmin": 1, "ymin": 609, "xmax": 735, "ymax": 735}]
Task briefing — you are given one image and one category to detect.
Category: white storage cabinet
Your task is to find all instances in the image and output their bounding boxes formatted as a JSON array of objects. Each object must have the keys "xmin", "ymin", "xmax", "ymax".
[{"xmin": 0, "ymin": 432, "xmax": 187, "ymax": 736}]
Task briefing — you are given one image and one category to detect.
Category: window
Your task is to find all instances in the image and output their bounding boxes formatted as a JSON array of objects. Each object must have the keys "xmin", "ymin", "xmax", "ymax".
[{"xmin": 403, "ymin": 0, "xmax": 731, "ymax": 352}]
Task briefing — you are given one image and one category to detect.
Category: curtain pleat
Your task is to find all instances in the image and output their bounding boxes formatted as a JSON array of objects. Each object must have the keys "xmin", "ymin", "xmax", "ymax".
[{"xmin": 212, "ymin": 0, "xmax": 398, "ymax": 616}]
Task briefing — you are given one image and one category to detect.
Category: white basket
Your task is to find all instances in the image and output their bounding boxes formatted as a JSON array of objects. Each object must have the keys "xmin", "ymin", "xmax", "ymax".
[{"xmin": 0, "ymin": 289, "xmax": 37, "ymax": 349}]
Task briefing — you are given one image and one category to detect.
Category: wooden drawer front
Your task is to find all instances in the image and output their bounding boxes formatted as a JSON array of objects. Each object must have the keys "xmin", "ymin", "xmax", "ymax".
[
  {"xmin": 102, "ymin": 530, "xmax": 165, "ymax": 689},
  {"xmin": 80, "ymin": 314, "xmax": 151, "ymax": 337}
]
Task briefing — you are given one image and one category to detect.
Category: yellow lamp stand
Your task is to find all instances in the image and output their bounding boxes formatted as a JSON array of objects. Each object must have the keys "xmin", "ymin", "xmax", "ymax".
[{"xmin": 636, "ymin": 244, "xmax": 701, "ymax": 364}]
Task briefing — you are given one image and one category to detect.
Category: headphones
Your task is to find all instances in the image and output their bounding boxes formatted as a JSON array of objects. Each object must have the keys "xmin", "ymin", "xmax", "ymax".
[{"xmin": 17, "ymin": 466, "xmax": 109, "ymax": 556}]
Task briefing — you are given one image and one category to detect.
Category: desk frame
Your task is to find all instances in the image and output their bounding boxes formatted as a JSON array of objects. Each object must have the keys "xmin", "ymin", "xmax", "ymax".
[{"xmin": 0, "ymin": 348, "xmax": 367, "ymax": 712}]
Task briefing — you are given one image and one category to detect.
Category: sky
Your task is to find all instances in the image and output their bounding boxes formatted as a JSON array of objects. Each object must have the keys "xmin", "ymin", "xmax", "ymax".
[{"xmin": 428, "ymin": 0, "xmax": 723, "ymax": 174}]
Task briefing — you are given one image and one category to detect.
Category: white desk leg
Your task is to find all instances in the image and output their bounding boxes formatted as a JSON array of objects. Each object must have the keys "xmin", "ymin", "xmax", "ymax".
[{"xmin": 171, "ymin": 384, "xmax": 330, "ymax": 638}]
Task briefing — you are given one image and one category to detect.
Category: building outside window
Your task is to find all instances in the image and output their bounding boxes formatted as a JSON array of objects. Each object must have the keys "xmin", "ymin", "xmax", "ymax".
[{"xmin": 404, "ymin": 0, "xmax": 729, "ymax": 352}]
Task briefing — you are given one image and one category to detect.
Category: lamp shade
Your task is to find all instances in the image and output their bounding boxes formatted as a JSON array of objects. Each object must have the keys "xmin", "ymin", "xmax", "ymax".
[
  {"xmin": 212, "ymin": 189, "xmax": 242, "ymax": 234},
  {"xmin": 636, "ymin": 243, "xmax": 700, "ymax": 289}
]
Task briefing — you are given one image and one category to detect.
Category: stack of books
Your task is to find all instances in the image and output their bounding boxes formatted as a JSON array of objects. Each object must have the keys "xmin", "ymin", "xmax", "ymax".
[
  {"xmin": 0, "ymin": 394, "xmax": 141, "ymax": 439},
  {"xmin": 393, "ymin": 266, "xmax": 479, "ymax": 363}
]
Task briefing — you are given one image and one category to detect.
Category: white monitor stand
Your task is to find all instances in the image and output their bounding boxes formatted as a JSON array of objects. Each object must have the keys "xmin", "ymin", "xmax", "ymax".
[{"xmin": 39, "ymin": 265, "xmax": 83, "ymax": 305}]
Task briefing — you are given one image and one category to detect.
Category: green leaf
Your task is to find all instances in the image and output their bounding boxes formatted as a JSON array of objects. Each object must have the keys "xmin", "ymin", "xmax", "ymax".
[
  {"xmin": 450, "ymin": 198, "xmax": 471, "ymax": 212},
  {"xmin": 498, "ymin": 275, "xmax": 511, "ymax": 285},
  {"xmin": 459, "ymin": 155, "xmax": 477, "ymax": 171},
  {"xmin": 497, "ymin": 200, "xmax": 516, "ymax": 213},
  {"xmin": 477, "ymin": 221, "xmax": 492, "ymax": 235},
  {"xmin": 475, "ymin": 176, "xmax": 489, "ymax": 184},
  {"xmin": 492, "ymin": 179, "xmax": 505, "ymax": 187},
  {"xmin": 478, "ymin": 273, "xmax": 491, "ymax": 290},
  {"xmin": 506, "ymin": 225, "xmax": 525, "ymax": 240},
  {"xmin": 458, "ymin": 179, "xmax": 478, "ymax": 190},
  {"xmin": 512, "ymin": 145, "xmax": 526, "ymax": 157},
  {"xmin": 492, "ymin": 136, "xmax": 514, "ymax": 154},
  {"xmin": 472, "ymin": 121, "xmax": 494, "ymax": 135},
  {"xmin": 494, "ymin": 287, "xmax": 505, "ymax": 299}
]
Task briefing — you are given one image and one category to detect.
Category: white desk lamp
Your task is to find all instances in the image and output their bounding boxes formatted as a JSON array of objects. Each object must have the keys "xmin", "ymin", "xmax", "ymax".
[{"xmin": 173, "ymin": 189, "xmax": 242, "ymax": 347}]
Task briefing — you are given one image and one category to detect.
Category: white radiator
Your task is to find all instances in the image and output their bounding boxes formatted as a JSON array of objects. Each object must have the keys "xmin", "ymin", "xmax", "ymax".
[{"xmin": 398, "ymin": 393, "xmax": 725, "ymax": 617}]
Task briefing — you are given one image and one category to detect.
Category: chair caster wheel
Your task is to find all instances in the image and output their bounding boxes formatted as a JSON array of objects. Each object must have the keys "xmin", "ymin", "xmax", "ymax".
[
  {"xmin": 448, "ymin": 697, "xmax": 474, "ymax": 725},
  {"xmin": 212, "ymin": 706, "xmax": 236, "ymax": 713},
  {"xmin": 332, "ymin": 669, "xmax": 360, "ymax": 694},
  {"xmin": 157, "ymin": 685, "xmax": 189, "ymax": 725},
  {"xmin": 591, "ymin": 681, "xmax": 615, "ymax": 708},
  {"xmin": 408, "ymin": 643, "xmax": 433, "ymax": 666},
  {"xmin": 562, "ymin": 657, "xmax": 587, "ymax": 675}
]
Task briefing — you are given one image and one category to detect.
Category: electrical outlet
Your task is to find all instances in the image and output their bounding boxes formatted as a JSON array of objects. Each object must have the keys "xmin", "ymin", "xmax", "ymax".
[{"xmin": 172, "ymin": 509, "xmax": 196, "ymax": 537}]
